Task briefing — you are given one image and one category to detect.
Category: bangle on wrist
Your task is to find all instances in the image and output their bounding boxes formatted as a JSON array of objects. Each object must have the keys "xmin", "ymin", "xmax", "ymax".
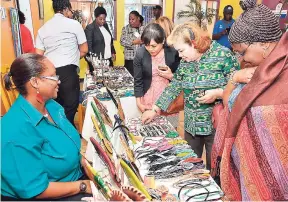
[
  {"xmin": 152, "ymin": 107, "xmax": 159, "ymax": 114},
  {"xmin": 229, "ymin": 71, "xmax": 239, "ymax": 86}
]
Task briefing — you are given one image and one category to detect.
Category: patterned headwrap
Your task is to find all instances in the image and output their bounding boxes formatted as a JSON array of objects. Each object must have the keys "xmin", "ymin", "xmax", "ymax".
[{"xmin": 229, "ymin": 0, "xmax": 282, "ymax": 44}]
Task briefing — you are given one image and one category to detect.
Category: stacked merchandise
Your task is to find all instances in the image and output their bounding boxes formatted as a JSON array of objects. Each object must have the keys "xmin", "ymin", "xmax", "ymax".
[
  {"xmin": 86, "ymin": 95, "xmax": 223, "ymax": 201},
  {"xmin": 83, "ymin": 53, "xmax": 134, "ymax": 106}
]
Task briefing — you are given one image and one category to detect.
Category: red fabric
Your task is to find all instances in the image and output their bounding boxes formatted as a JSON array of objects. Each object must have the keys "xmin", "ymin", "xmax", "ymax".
[{"xmin": 20, "ymin": 24, "xmax": 35, "ymax": 53}]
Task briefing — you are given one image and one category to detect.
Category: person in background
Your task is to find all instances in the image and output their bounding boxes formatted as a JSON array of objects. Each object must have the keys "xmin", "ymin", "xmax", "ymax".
[
  {"xmin": 18, "ymin": 10, "xmax": 35, "ymax": 53},
  {"xmin": 1, "ymin": 54, "xmax": 94, "ymax": 201},
  {"xmin": 35, "ymin": 0, "xmax": 88, "ymax": 128},
  {"xmin": 85, "ymin": 6, "xmax": 116, "ymax": 70},
  {"xmin": 211, "ymin": 0, "xmax": 287, "ymax": 200},
  {"xmin": 134, "ymin": 23, "xmax": 180, "ymax": 127},
  {"xmin": 153, "ymin": 5, "xmax": 162, "ymax": 21},
  {"xmin": 155, "ymin": 16, "xmax": 174, "ymax": 38},
  {"xmin": 120, "ymin": 11, "xmax": 145, "ymax": 76},
  {"xmin": 142, "ymin": 22, "xmax": 240, "ymax": 170},
  {"xmin": 212, "ymin": 5, "xmax": 235, "ymax": 50}
]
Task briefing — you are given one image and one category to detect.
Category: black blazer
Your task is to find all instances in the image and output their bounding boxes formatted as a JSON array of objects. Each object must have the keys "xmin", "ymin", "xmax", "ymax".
[
  {"xmin": 85, "ymin": 21, "xmax": 116, "ymax": 57},
  {"xmin": 134, "ymin": 45, "xmax": 181, "ymax": 97}
]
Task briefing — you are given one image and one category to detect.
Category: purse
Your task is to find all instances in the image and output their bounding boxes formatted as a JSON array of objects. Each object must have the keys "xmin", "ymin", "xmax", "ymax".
[{"xmin": 162, "ymin": 91, "xmax": 184, "ymax": 114}]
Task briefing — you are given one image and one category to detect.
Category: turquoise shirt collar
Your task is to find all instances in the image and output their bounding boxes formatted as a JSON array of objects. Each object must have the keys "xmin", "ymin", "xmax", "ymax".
[{"xmin": 18, "ymin": 95, "xmax": 45, "ymax": 126}]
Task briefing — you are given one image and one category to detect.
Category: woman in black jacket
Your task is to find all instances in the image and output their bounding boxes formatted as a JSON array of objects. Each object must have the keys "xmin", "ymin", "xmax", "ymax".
[
  {"xmin": 85, "ymin": 7, "xmax": 115, "ymax": 70},
  {"xmin": 134, "ymin": 23, "xmax": 180, "ymax": 113}
]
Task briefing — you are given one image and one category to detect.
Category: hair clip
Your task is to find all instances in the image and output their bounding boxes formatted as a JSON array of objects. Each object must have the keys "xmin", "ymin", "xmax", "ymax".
[{"xmin": 168, "ymin": 139, "xmax": 188, "ymax": 145}]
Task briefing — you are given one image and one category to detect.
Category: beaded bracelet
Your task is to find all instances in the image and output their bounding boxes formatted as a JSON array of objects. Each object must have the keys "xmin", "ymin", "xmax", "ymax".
[{"xmin": 229, "ymin": 71, "xmax": 240, "ymax": 86}]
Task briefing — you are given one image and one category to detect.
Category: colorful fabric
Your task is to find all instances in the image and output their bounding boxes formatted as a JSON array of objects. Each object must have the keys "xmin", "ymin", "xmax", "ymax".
[
  {"xmin": 155, "ymin": 41, "xmax": 239, "ymax": 136},
  {"xmin": 211, "ymin": 33, "xmax": 288, "ymax": 201},
  {"xmin": 221, "ymin": 105, "xmax": 288, "ymax": 200},
  {"xmin": 120, "ymin": 24, "xmax": 145, "ymax": 60}
]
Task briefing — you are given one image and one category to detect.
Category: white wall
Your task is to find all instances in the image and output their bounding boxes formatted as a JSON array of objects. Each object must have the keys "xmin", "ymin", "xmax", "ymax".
[{"xmin": 18, "ymin": 0, "xmax": 35, "ymax": 44}]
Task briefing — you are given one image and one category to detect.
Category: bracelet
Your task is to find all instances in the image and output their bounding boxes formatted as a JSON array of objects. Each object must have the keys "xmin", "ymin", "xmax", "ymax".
[
  {"xmin": 152, "ymin": 106, "xmax": 160, "ymax": 114},
  {"xmin": 229, "ymin": 71, "xmax": 239, "ymax": 86}
]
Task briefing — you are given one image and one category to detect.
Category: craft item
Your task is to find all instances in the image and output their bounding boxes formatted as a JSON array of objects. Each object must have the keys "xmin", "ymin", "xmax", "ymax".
[
  {"xmin": 165, "ymin": 131, "xmax": 179, "ymax": 138},
  {"xmin": 119, "ymin": 158, "xmax": 152, "ymax": 200},
  {"xmin": 110, "ymin": 189, "xmax": 133, "ymax": 202},
  {"xmin": 93, "ymin": 96, "xmax": 112, "ymax": 127},
  {"xmin": 144, "ymin": 175, "xmax": 155, "ymax": 189},
  {"xmin": 117, "ymin": 98, "xmax": 125, "ymax": 121},
  {"xmin": 90, "ymin": 137, "xmax": 121, "ymax": 187},
  {"xmin": 106, "ymin": 87, "xmax": 118, "ymax": 108},
  {"xmin": 122, "ymin": 186, "xmax": 150, "ymax": 202},
  {"xmin": 91, "ymin": 115, "xmax": 113, "ymax": 156},
  {"xmin": 91, "ymin": 102, "xmax": 110, "ymax": 140},
  {"xmin": 114, "ymin": 115, "xmax": 130, "ymax": 145},
  {"xmin": 84, "ymin": 160, "xmax": 111, "ymax": 199}
]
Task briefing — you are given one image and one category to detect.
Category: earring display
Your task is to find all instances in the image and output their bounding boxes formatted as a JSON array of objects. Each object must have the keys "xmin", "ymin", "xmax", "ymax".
[
  {"xmin": 83, "ymin": 62, "xmax": 134, "ymax": 105},
  {"xmin": 126, "ymin": 116, "xmax": 175, "ymax": 135}
]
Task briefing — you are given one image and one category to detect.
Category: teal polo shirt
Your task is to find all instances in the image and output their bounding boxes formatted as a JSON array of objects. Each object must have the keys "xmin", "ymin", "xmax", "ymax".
[{"xmin": 1, "ymin": 95, "xmax": 83, "ymax": 199}]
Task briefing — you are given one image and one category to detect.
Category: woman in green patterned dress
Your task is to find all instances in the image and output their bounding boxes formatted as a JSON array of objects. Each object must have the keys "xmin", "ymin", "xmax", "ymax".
[{"xmin": 142, "ymin": 22, "xmax": 240, "ymax": 170}]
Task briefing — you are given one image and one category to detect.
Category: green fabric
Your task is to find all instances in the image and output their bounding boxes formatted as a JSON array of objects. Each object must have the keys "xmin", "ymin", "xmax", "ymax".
[
  {"xmin": 156, "ymin": 41, "xmax": 240, "ymax": 136},
  {"xmin": 1, "ymin": 95, "xmax": 82, "ymax": 199}
]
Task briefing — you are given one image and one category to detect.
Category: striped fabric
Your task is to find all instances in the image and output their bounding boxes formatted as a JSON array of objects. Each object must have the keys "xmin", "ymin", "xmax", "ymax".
[{"xmin": 220, "ymin": 104, "xmax": 288, "ymax": 200}]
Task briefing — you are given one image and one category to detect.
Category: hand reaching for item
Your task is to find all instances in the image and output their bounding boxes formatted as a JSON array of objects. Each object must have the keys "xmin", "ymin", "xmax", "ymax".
[
  {"xmin": 141, "ymin": 110, "xmax": 157, "ymax": 124},
  {"xmin": 137, "ymin": 103, "xmax": 151, "ymax": 113}
]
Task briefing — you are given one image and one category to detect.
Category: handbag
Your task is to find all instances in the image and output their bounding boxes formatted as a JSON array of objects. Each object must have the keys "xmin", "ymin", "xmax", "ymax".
[
  {"xmin": 212, "ymin": 103, "xmax": 224, "ymax": 129},
  {"xmin": 162, "ymin": 91, "xmax": 184, "ymax": 115}
]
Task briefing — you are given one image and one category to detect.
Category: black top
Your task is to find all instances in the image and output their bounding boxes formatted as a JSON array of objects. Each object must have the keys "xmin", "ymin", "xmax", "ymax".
[
  {"xmin": 85, "ymin": 21, "xmax": 116, "ymax": 57},
  {"xmin": 133, "ymin": 45, "xmax": 180, "ymax": 97}
]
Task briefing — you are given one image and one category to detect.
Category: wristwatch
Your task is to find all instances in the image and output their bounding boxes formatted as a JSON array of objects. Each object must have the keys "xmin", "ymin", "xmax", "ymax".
[{"xmin": 79, "ymin": 181, "xmax": 87, "ymax": 193}]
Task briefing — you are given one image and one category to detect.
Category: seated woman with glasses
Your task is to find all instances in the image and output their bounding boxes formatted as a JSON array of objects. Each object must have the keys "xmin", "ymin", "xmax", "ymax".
[{"xmin": 1, "ymin": 54, "xmax": 94, "ymax": 201}]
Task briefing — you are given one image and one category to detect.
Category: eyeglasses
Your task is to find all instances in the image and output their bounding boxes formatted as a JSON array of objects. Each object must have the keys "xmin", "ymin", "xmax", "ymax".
[
  {"xmin": 69, "ymin": 8, "xmax": 74, "ymax": 14},
  {"xmin": 40, "ymin": 75, "xmax": 60, "ymax": 82},
  {"xmin": 234, "ymin": 44, "xmax": 251, "ymax": 57}
]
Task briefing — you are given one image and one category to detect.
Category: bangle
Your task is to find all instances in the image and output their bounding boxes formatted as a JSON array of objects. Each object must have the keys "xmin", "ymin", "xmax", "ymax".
[
  {"xmin": 229, "ymin": 71, "xmax": 239, "ymax": 86},
  {"xmin": 152, "ymin": 106, "xmax": 159, "ymax": 114}
]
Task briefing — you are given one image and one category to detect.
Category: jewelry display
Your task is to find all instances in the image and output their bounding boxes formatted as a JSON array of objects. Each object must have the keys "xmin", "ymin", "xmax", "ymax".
[{"xmin": 82, "ymin": 61, "xmax": 224, "ymax": 201}]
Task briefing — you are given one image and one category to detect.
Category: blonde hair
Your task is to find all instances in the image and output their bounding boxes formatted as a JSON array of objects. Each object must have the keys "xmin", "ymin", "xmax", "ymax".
[
  {"xmin": 167, "ymin": 22, "xmax": 211, "ymax": 53},
  {"xmin": 155, "ymin": 16, "xmax": 174, "ymax": 38}
]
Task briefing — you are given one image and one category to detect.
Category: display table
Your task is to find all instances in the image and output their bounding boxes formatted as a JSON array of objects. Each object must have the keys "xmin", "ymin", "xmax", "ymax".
[{"xmin": 81, "ymin": 68, "xmax": 223, "ymax": 201}]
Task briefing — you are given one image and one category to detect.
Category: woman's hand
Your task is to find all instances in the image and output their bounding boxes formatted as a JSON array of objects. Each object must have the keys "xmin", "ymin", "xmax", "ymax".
[
  {"xmin": 132, "ymin": 39, "xmax": 142, "ymax": 45},
  {"xmin": 233, "ymin": 67, "xmax": 257, "ymax": 84},
  {"xmin": 141, "ymin": 110, "xmax": 157, "ymax": 124},
  {"xmin": 196, "ymin": 89, "xmax": 223, "ymax": 104},
  {"xmin": 112, "ymin": 54, "xmax": 116, "ymax": 62},
  {"xmin": 81, "ymin": 158, "xmax": 95, "ymax": 182},
  {"xmin": 136, "ymin": 98, "xmax": 150, "ymax": 112},
  {"xmin": 137, "ymin": 103, "xmax": 151, "ymax": 113},
  {"xmin": 158, "ymin": 67, "xmax": 173, "ymax": 80}
]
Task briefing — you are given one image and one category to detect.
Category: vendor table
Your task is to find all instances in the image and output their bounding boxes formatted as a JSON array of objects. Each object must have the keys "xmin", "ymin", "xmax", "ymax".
[{"xmin": 81, "ymin": 67, "xmax": 223, "ymax": 201}]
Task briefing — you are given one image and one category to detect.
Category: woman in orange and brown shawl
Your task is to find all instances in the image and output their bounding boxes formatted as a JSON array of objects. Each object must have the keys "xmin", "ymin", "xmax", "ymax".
[{"xmin": 211, "ymin": 0, "xmax": 288, "ymax": 200}]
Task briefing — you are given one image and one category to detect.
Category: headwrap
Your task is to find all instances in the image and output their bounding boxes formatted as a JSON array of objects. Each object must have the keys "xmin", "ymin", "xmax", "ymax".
[{"xmin": 229, "ymin": 0, "xmax": 282, "ymax": 44}]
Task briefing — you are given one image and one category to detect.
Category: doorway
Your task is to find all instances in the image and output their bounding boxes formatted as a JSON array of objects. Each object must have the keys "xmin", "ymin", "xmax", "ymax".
[{"xmin": 16, "ymin": 0, "xmax": 35, "ymax": 44}]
